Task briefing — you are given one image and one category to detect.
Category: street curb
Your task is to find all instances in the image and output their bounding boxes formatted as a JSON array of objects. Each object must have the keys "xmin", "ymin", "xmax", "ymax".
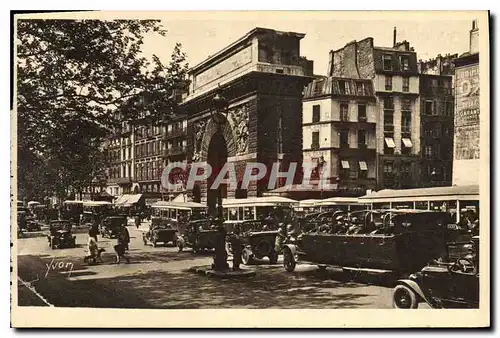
[{"xmin": 187, "ymin": 265, "xmax": 256, "ymax": 278}]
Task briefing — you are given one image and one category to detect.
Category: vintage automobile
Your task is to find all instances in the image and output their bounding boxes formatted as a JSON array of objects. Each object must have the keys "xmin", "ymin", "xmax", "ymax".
[
  {"xmin": 283, "ymin": 210, "xmax": 453, "ymax": 277},
  {"xmin": 100, "ymin": 216, "xmax": 127, "ymax": 238},
  {"xmin": 225, "ymin": 220, "xmax": 280, "ymax": 265},
  {"xmin": 47, "ymin": 220, "xmax": 76, "ymax": 249},
  {"xmin": 392, "ymin": 236, "xmax": 479, "ymax": 309},
  {"xmin": 141, "ymin": 223, "xmax": 178, "ymax": 247},
  {"xmin": 176, "ymin": 219, "xmax": 218, "ymax": 253},
  {"xmin": 62, "ymin": 200, "xmax": 84, "ymax": 225}
]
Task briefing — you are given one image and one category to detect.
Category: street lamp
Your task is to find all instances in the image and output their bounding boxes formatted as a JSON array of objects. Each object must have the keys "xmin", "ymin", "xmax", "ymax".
[{"xmin": 210, "ymin": 85, "xmax": 230, "ymax": 272}]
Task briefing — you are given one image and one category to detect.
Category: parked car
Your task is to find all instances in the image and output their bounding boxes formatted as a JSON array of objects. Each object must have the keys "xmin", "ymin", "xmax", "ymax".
[
  {"xmin": 282, "ymin": 210, "xmax": 453, "ymax": 277},
  {"xmin": 176, "ymin": 219, "xmax": 218, "ymax": 253},
  {"xmin": 392, "ymin": 236, "xmax": 479, "ymax": 309},
  {"xmin": 47, "ymin": 220, "xmax": 76, "ymax": 249},
  {"xmin": 225, "ymin": 220, "xmax": 280, "ymax": 265},
  {"xmin": 100, "ymin": 216, "xmax": 127, "ymax": 238},
  {"xmin": 141, "ymin": 222, "xmax": 178, "ymax": 247}
]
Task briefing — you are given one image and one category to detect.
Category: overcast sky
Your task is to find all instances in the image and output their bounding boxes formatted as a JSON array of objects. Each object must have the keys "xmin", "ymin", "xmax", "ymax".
[{"xmin": 140, "ymin": 12, "xmax": 476, "ymax": 75}]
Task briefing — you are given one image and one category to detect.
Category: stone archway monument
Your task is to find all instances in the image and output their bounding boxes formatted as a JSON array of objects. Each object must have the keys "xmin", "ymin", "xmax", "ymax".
[{"xmin": 182, "ymin": 27, "xmax": 313, "ymax": 203}]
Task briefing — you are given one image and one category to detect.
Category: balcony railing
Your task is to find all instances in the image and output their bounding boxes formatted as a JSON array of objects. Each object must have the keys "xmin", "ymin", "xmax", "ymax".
[
  {"xmin": 165, "ymin": 146, "xmax": 187, "ymax": 156},
  {"xmin": 165, "ymin": 128, "xmax": 187, "ymax": 139}
]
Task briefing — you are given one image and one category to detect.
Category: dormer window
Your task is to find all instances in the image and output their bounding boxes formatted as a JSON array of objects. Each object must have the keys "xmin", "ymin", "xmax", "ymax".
[
  {"xmin": 338, "ymin": 80, "xmax": 347, "ymax": 94},
  {"xmin": 383, "ymin": 54, "xmax": 392, "ymax": 71},
  {"xmin": 400, "ymin": 55, "xmax": 410, "ymax": 71}
]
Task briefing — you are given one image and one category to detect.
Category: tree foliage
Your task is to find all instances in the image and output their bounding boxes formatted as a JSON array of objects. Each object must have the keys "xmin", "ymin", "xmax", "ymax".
[{"xmin": 16, "ymin": 19, "xmax": 189, "ymax": 200}]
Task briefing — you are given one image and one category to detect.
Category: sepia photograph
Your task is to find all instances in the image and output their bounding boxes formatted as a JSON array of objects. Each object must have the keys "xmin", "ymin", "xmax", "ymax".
[{"xmin": 10, "ymin": 9, "xmax": 490, "ymax": 328}]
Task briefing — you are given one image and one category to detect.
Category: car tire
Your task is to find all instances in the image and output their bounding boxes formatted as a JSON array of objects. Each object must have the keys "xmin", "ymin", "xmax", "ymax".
[
  {"xmin": 392, "ymin": 285, "xmax": 419, "ymax": 309},
  {"xmin": 241, "ymin": 248, "xmax": 254, "ymax": 265},
  {"xmin": 283, "ymin": 248, "xmax": 296, "ymax": 272},
  {"xmin": 269, "ymin": 251, "xmax": 279, "ymax": 265}
]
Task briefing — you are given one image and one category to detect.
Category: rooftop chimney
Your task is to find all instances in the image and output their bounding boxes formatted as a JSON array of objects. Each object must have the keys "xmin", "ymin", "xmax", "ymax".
[
  {"xmin": 393, "ymin": 27, "xmax": 397, "ymax": 47},
  {"xmin": 470, "ymin": 19, "xmax": 479, "ymax": 54}
]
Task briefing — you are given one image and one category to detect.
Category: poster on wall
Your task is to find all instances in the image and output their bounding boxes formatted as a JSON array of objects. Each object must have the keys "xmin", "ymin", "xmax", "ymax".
[{"xmin": 454, "ymin": 63, "xmax": 480, "ymax": 160}]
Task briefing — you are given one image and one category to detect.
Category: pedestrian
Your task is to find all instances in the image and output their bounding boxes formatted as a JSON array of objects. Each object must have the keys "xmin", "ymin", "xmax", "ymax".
[
  {"xmin": 135, "ymin": 214, "xmax": 141, "ymax": 229},
  {"xmin": 114, "ymin": 224, "xmax": 130, "ymax": 264},
  {"xmin": 89, "ymin": 222, "xmax": 99, "ymax": 242},
  {"xmin": 231, "ymin": 224, "xmax": 242, "ymax": 271}
]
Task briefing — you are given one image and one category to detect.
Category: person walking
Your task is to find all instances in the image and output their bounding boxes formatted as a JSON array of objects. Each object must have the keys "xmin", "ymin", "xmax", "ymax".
[{"xmin": 114, "ymin": 224, "xmax": 130, "ymax": 264}]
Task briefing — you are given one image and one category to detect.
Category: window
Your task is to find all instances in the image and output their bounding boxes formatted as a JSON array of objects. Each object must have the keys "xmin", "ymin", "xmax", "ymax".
[
  {"xmin": 402, "ymin": 77, "xmax": 410, "ymax": 92},
  {"xmin": 401, "ymin": 138, "xmax": 412, "ymax": 155},
  {"xmin": 312, "ymin": 105, "xmax": 320, "ymax": 123},
  {"xmin": 385, "ymin": 76, "xmax": 392, "ymax": 91},
  {"xmin": 384, "ymin": 97, "xmax": 394, "ymax": 110},
  {"xmin": 401, "ymin": 98, "xmax": 412, "ymax": 112},
  {"xmin": 445, "ymin": 101, "xmax": 453, "ymax": 116},
  {"xmin": 311, "ymin": 131, "xmax": 320, "ymax": 149},
  {"xmin": 358, "ymin": 104, "xmax": 367, "ymax": 121},
  {"xmin": 338, "ymin": 80, "xmax": 347, "ymax": 94},
  {"xmin": 383, "ymin": 54, "xmax": 392, "ymax": 71},
  {"xmin": 384, "ymin": 112, "xmax": 394, "ymax": 130},
  {"xmin": 401, "ymin": 112, "xmax": 412, "ymax": 133},
  {"xmin": 340, "ymin": 102, "xmax": 349, "ymax": 121},
  {"xmin": 358, "ymin": 161, "xmax": 368, "ymax": 179},
  {"xmin": 356, "ymin": 82, "xmax": 365, "ymax": 95},
  {"xmin": 313, "ymin": 79, "xmax": 324, "ymax": 95},
  {"xmin": 358, "ymin": 130, "xmax": 366, "ymax": 147},
  {"xmin": 340, "ymin": 129, "xmax": 349, "ymax": 148},
  {"xmin": 384, "ymin": 137, "xmax": 395, "ymax": 155},
  {"xmin": 425, "ymin": 101, "xmax": 435, "ymax": 115},
  {"xmin": 383, "ymin": 161, "xmax": 393, "ymax": 174},
  {"xmin": 400, "ymin": 55, "xmax": 410, "ymax": 71}
]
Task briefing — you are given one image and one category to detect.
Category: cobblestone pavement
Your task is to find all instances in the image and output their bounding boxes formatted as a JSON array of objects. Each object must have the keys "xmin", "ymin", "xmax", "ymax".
[{"xmin": 15, "ymin": 225, "xmax": 430, "ymax": 309}]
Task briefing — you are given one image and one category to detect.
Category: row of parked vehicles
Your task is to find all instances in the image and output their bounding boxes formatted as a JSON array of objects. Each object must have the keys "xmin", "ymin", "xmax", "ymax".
[
  {"xmin": 18, "ymin": 185, "xmax": 481, "ymax": 309},
  {"xmin": 137, "ymin": 194, "xmax": 480, "ymax": 310}
]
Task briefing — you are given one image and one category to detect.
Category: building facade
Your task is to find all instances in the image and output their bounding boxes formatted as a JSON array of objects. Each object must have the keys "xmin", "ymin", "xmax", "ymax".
[
  {"xmin": 329, "ymin": 35, "xmax": 422, "ymax": 189},
  {"xmin": 452, "ymin": 20, "xmax": 480, "ymax": 186},
  {"xmin": 418, "ymin": 74, "xmax": 455, "ymax": 187},
  {"xmin": 180, "ymin": 28, "xmax": 313, "ymax": 211},
  {"xmin": 302, "ymin": 77, "xmax": 377, "ymax": 196},
  {"xmin": 104, "ymin": 115, "xmax": 188, "ymax": 202}
]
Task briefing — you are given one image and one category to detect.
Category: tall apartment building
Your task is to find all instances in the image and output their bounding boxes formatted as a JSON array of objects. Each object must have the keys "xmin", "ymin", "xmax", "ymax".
[
  {"xmin": 326, "ymin": 29, "xmax": 457, "ymax": 190},
  {"xmin": 418, "ymin": 71, "xmax": 455, "ymax": 187},
  {"xmin": 302, "ymin": 77, "xmax": 377, "ymax": 196},
  {"xmin": 104, "ymin": 115, "xmax": 188, "ymax": 201},
  {"xmin": 452, "ymin": 20, "xmax": 480, "ymax": 186},
  {"xmin": 329, "ymin": 34, "xmax": 421, "ymax": 189}
]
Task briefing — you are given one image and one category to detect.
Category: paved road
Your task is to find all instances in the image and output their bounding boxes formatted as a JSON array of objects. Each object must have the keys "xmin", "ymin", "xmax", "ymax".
[{"xmin": 16, "ymin": 225, "xmax": 426, "ymax": 309}]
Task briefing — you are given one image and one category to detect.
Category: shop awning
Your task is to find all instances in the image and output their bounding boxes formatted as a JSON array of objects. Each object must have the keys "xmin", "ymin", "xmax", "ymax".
[
  {"xmin": 385, "ymin": 138, "xmax": 396, "ymax": 148},
  {"xmin": 402, "ymin": 138, "xmax": 413, "ymax": 148},
  {"xmin": 359, "ymin": 161, "xmax": 368, "ymax": 171},
  {"xmin": 115, "ymin": 194, "xmax": 143, "ymax": 206},
  {"xmin": 341, "ymin": 160, "xmax": 350, "ymax": 169}
]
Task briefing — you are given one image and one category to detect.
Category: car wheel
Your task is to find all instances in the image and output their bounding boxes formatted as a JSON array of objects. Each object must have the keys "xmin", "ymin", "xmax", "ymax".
[
  {"xmin": 269, "ymin": 251, "xmax": 279, "ymax": 265},
  {"xmin": 392, "ymin": 285, "xmax": 419, "ymax": 309},
  {"xmin": 283, "ymin": 248, "xmax": 296, "ymax": 272},
  {"xmin": 241, "ymin": 248, "xmax": 254, "ymax": 265}
]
